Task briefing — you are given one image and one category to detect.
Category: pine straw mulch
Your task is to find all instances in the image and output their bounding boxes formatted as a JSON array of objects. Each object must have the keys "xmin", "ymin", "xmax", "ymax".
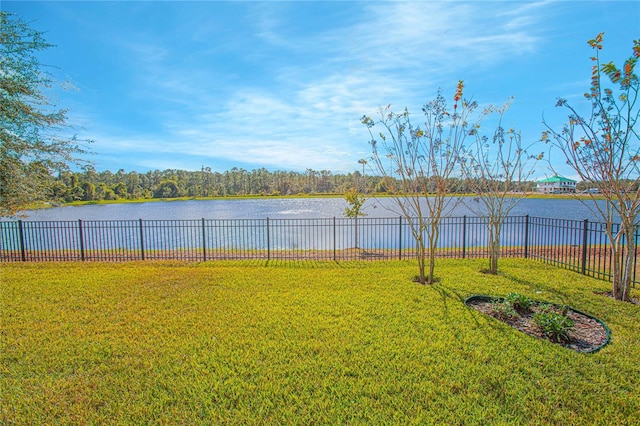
[{"xmin": 466, "ymin": 296, "xmax": 611, "ymax": 353}]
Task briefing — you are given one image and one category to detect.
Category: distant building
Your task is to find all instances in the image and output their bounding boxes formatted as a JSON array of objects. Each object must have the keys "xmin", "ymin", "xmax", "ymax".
[{"xmin": 536, "ymin": 175, "xmax": 577, "ymax": 194}]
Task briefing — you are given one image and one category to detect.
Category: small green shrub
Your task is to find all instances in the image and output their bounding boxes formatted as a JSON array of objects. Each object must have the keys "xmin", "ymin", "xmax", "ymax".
[
  {"xmin": 491, "ymin": 299, "xmax": 518, "ymax": 320},
  {"xmin": 533, "ymin": 310, "xmax": 575, "ymax": 342},
  {"xmin": 504, "ymin": 292, "xmax": 534, "ymax": 311}
]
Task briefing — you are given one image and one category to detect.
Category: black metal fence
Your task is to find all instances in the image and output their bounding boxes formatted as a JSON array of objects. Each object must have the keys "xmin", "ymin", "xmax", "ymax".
[{"xmin": 1, "ymin": 215, "xmax": 638, "ymax": 285}]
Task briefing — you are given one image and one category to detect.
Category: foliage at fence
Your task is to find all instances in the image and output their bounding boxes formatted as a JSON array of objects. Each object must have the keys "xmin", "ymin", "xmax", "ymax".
[{"xmin": 1, "ymin": 215, "xmax": 638, "ymax": 285}]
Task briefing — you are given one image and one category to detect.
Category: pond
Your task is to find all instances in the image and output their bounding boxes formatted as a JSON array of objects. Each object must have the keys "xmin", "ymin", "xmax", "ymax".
[
  {"xmin": 2, "ymin": 197, "xmax": 617, "ymax": 261},
  {"xmin": 17, "ymin": 197, "xmax": 607, "ymax": 222}
]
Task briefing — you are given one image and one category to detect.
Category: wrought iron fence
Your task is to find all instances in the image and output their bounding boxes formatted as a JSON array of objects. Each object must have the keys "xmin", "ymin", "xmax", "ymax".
[{"xmin": 1, "ymin": 215, "xmax": 638, "ymax": 285}]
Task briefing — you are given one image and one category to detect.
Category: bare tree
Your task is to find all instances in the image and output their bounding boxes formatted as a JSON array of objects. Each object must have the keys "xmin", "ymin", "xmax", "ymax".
[
  {"xmin": 543, "ymin": 33, "xmax": 639, "ymax": 301},
  {"xmin": 362, "ymin": 82, "xmax": 479, "ymax": 284},
  {"xmin": 460, "ymin": 101, "xmax": 541, "ymax": 274}
]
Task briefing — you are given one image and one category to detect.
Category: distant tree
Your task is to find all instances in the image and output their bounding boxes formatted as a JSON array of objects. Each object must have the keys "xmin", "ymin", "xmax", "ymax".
[
  {"xmin": 99, "ymin": 170, "xmax": 115, "ymax": 186},
  {"xmin": 0, "ymin": 12, "xmax": 88, "ymax": 216},
  {"xmin": 318, "ymin": 170, "xmax": 332, "ymax": 193},
  {"xmin": 344, "ymin": 187, "xmax": 367, "ymax": 249},
  {"xmin": 51, "ymin": 165, "xmax": 392, "ymax": 202},
  {"xmin": 103, "ymin": 188, "xmax": 117, "ymax": 201},
  {"xmin": 95, "ymin": 183, "xmax": 107, "ymax": 200},
  {"xmin": 542, "ymin": 33, "xmax": 639, "ymax": 302},
  {"xmin": 305, "ymin": 168, "xmax": 317, "ymax": 193},
  {"xmin": 80, "ymin": 182, "xmax": 96, "ymax": 201},
  {"xmin": 126, "ymin": 172, "xmax": 141, "ymax": 196},
  {"xmin": 113, "ymin": 182, "xmax": 128, "ymax": 199},
  {"xmin": 362, "ymin": 82, "xmax": 478, "ymax": 284},
  {"xmin": 65, "ymin": 185, "xmax": 84, "ymax": 202},
  {"xmin": 460, "ymin": 102, "xmax": 541, "ymax": 274},
  {"xmin": 48, "ymin": 180, "xmax": 68, "ymax": 202},
  {"xmin": 154, "ymin": 180, "xmax": 181, "ymax": 198}
]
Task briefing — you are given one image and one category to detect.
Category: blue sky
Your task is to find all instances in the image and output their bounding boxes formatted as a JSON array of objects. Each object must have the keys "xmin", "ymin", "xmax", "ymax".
[{"xmin": 5, "ymin": 1, "xmax": 639, "ymax": 179}]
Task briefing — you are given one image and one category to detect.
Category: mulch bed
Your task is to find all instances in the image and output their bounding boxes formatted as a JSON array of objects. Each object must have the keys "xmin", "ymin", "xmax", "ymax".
[{"xmin": 466, "ymin": 296, "xmax": 610, "ymax": 353}]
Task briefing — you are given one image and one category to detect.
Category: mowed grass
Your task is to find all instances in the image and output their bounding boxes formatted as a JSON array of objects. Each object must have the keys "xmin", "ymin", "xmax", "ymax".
[{"xmin": 1, "ymin": 259, "xmax": 639, "ymax": 424}]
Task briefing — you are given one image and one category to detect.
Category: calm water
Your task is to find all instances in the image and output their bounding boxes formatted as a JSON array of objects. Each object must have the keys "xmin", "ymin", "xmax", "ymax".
[
  {"xmin": 17, "ymin": 197, "xmax": 607, "ymax": 222},
  {"xmin": 2, "ymin": 197, "xmax": 613, "ymax": 257}
]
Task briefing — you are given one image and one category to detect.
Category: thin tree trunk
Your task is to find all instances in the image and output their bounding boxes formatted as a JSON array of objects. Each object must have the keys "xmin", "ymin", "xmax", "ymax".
[
  {"xmin": 612, "ymin": 232, "xmax": 626, "ymax": 301},
  {"xmin": 428, "ymin": 252, "xmax": 436, "ymax": 284},
  {"xmin": 487, "ymin": 223, "xmax": 500, "ymax": 274},
  {"xmin": 489, "ymin": 248, "xmax": 499, "ymax": 274},
  {"xmin": 621, "ymin": 223, "xmax": 635, "ymax": 301},
  {"xmin": 427, "ymin": 222, "xmax": 439, "ymax": 284},
  {"xmin": 416, "ymin": 237, "xmax": 427, "ymax": 284},
  {"xmin": 622, "ymin": 239, "xmax": 635, "ymax": 300}
]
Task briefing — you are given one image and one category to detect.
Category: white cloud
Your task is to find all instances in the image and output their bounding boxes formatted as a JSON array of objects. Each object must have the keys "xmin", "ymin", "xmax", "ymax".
[{"xmin": 71, "ymin": 1, "xmax": 554, "ymax": 173}]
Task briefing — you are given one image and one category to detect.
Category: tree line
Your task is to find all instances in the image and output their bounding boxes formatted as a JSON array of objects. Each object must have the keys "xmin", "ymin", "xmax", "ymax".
[
  {"xmin": 49, "ymin": 166, "xmax": 539, "ymax": 203},
  {"xmin": 53, "ymin": 167, "xmax": 366, "ymax": 201}
]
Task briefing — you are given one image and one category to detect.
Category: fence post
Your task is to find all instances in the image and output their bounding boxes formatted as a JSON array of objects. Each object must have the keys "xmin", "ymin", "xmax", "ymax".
[
  {"xmin": 78, "ymin": 219, "xmax": 85, "ymax": 261},
  {"xmin": 333, "ymin": 217, "xmax": 336, "ymax": 261},
  {"xmin": 202, "ymin": 218, "xmax": 207, "ymax": 261},
  {"xmin": 524, "ymin": 215, "xmax": 529, "ymax": 259},
  {"xmin": 581, "ymin": 218, "xmax": 589, "ymax": 276},
  {"xmin": 139, "ymin": 219, "xmax": 145, "ymax": 260},
  {"xmin": 266, "ymin": 217, "xmax": 270, "ymax": 261},
  {"xmin": 462, "ymin": 215, "xmax": 467, "ymax": 259},
  {"xmin": 18, "ymin": 220, "xmax": 26, "ymax": 262},
  {"xmin": 398, "ymin": 216, "xmax": 402, "ymax": 260}
]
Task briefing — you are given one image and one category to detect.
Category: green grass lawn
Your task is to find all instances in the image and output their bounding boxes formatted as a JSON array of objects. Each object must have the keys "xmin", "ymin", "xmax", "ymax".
[{"xmin": 1, "ymin": 259, "xmax": 638, "ymax": 424}]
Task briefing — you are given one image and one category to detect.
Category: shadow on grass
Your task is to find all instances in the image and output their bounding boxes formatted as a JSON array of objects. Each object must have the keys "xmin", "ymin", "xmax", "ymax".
[
  {"xmin": 501, "ymin": 272, "xmax": 574, "ymax": 306},
  {"xmin": 430, "ymin": 281, "xmax": 482, "ymax": 322},
  {"xmin": 426, "ymin": 281, "xmax": 518, "ymax": 352}
]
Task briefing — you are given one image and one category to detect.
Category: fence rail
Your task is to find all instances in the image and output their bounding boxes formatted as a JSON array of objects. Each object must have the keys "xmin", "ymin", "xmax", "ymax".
[{"xmin": 1, "ymin": 215, "xmax": 638, "ymax": 285}]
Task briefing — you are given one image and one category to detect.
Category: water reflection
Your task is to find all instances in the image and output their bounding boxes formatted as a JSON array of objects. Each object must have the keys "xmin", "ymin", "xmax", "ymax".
[{"xmin": 18, "ymin": 196, "xmax": 607, "ymax": 221}]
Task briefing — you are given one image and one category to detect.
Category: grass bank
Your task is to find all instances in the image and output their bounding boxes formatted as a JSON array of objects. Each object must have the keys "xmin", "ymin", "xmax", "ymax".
[{"xmin": 1, "ymin": 259, "xmax": 638, "ymax": 424}]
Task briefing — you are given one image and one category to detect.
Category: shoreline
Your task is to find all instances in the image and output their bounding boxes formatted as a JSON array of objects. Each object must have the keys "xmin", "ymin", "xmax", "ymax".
[{"xmin": 27, "ymin": 192, "xmax": 600, "ymax": 210}]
